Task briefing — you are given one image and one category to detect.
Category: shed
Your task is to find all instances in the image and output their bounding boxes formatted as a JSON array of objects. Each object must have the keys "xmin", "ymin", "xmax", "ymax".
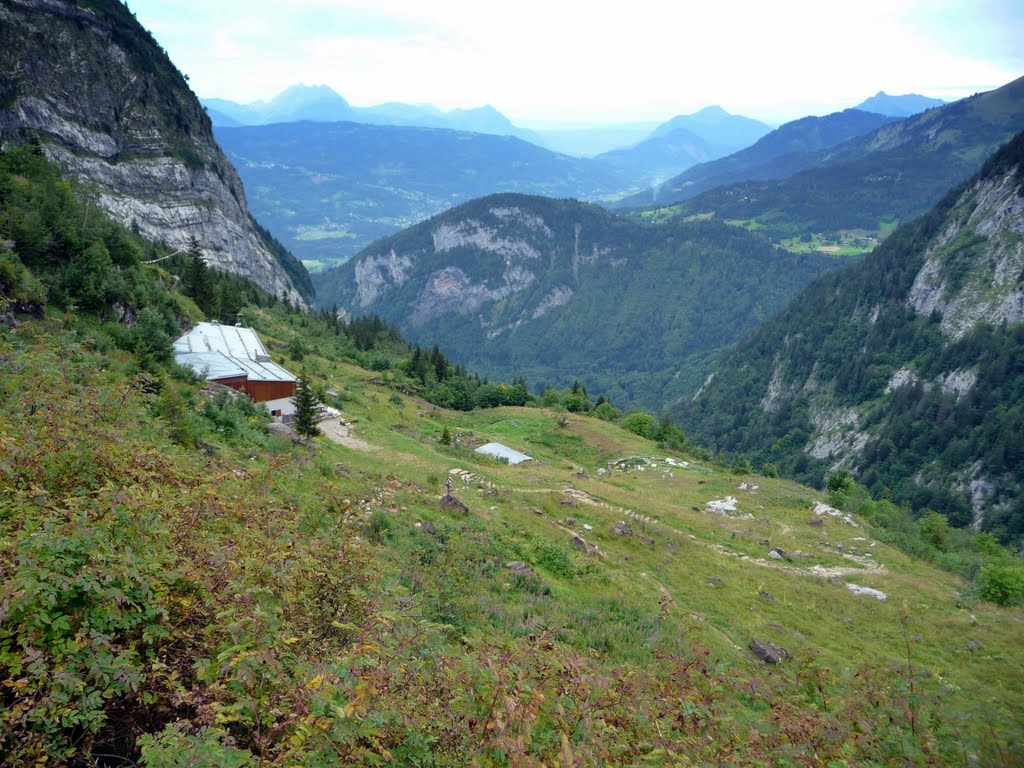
[
  {"xmin": 173, "ymin": 322, "xmax": 298, "ymax": 403},
  {"xmin": 475, "ymin": 442, "xmax": 532, "ymax": 465}
]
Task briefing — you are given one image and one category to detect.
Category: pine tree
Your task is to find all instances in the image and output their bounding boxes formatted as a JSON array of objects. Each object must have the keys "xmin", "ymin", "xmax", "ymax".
[
  {"xmin": 183, "ymin": 235, "xmax": 214, "ymax": 316},
  {"xmin": 292, "ymin": 374, "xmax": 321, "ymax": 443}
]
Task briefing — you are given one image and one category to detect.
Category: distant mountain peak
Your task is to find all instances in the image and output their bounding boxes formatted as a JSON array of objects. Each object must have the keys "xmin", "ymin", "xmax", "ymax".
[
  {"xmin": 856, "ymin": 91, "xmax": 946, "ymax": 117},
  {"xmin": 692, "ymin": 105, "xmax": 730, "ymax": 118}
]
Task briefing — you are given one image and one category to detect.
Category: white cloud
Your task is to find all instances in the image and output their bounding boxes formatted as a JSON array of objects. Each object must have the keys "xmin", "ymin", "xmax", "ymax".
[{"xmin": 128, "ymin": 0, "xmax": 1023, "ymax": 122}]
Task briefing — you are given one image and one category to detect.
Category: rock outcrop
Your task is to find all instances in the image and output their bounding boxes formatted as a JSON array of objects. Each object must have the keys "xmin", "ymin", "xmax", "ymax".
[{"xmin": 0, "ymin": 0, "xmax": 306, "ymax": 303}]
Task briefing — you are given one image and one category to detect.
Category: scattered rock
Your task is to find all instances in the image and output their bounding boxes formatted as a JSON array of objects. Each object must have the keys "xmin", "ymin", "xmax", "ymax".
[
  {"xmin": 698, "ymin": 480, "xmax": 707, "ymax": 485},
  {"xmin": 846, "ymin": 583, "xmax": 887, "ymax": 601},
  {"xmin": 483, "ymin": 489, "xmax": 498, "ymax": 497},
  {"xmin": 572, "ymin": 470, "xmax": 589, "ymax": 479},
  {"xmin": 612, "ymin": 521, "xmax": 632, "ymax": 536},
  {"xmin": 808, "ymin": 517, "xmax": 824, "ymax": 527},
  {"xmin": 749, "ymin": 638, "xmax": 791, "ymax": 664},
  {"xmin": 530, "ymin": 507, "xmax": 544, "ymax": 516},
  {"xmin": 767, "ymin": 623, "xmax": 787, "ymax": 633},
  {"xmin": 636, "ymin": 535, "xmax": 655, "ymax": 546},
  {"xmin": 421, "ymin": 520, "xmax": 437, "ymax": 535},
  {"xmin": 570, "ymin": 536, "xmax": 588, "ymax": 552},
  {"xmin": 563, "ymin": 517, "xmax": 576, "ymax": 526},
  {"xmin": 813, "ymin": 502, "xmax": 861, "ymax": 528},
  {"xmin": 759, "ymin": 590, "xmax": 775, "ymax": 602},
  {"xmin": 706, "ymin": 496, "xmax": 740, "ymax": 515},
  {"xmin": 707, "ymin": 577, "xmax": 724, "ymax": 587},
  {"xmin": 964, "ymin": 640, "xmax": 983, "ymax": 651},
  {"xmin": 829, "ymin": 576, "xmax": 844, "ymax": 586},
  {"xmin": 506, "ymin": 561, "xmax": 533, "ymax": 576},
  {"xmin": 439, "ymin": 493, "xmax": 470, "ymax": 514},
  {"xmin": 582, "ymin": 523, "xmax": 593, "ymax": 531},
  {"xmin": 759, "ymin": 539, "xmax": 771, "ymax": 546},
  {"xmin": 768, "ymin": 548, "xmax": 785, "ymax": 560}
]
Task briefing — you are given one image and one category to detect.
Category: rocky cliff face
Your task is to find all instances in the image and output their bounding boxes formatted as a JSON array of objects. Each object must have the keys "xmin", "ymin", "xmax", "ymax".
[{"xmin": 0, "ymin": 0, "xmax": 305, "ymax": 303}]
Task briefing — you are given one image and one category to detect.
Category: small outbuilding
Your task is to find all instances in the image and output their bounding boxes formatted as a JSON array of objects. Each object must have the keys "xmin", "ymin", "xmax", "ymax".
[
  {"xmin": 475, "ymin": 442, "xmax": 532, "ymax": 465},
  {"xmin": 173, "ymin": 322, "xmax": 297, "ymax": 404}
]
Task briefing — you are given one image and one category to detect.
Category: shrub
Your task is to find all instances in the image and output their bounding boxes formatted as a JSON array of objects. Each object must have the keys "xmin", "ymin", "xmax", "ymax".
[
  {"xmin": 977, "ymin": 564, "xmax": 1024, "ymax": 606},
  {"xmin": 622, "ymin": 411, "xmax": 659, "ymax": 440}
]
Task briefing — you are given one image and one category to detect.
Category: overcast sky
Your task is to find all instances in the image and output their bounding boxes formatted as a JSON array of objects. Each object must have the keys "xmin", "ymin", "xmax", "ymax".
[{"xmin": 127, "ymin": 0, "xmax": 1023, "ymax": 125}]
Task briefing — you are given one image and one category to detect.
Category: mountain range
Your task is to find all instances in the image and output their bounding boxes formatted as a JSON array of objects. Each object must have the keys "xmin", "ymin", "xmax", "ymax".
[
  {"xmin": 203, "ymin": 84, "xmax": 544, "ymax": 145},
  {"xmin": 216, "ymin": 121, "xmax": 637, "ymax": 270},
  {"xmin": 644, "ymin": 75, "xmax": 1024, "ymax": 240},
  {"xmin": 618, "ymin": 109, "xmax": 901, "ymax": 207},
  {"xmin": 315, "ymin": 193, "xmax": 836, "ymax": 410},
  {"xmin": 595, "ymin": 106, "xmax": 773, "ymax": 186},
  {"xmin": 674, "ymin": 131, "xmax": 1024, "ymax": 539}
]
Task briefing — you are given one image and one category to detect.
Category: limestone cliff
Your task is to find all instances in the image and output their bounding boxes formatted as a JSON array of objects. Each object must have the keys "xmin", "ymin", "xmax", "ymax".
[{"xmin": 0, "ymin": 0, "xmax": 308, "ymax": 303}]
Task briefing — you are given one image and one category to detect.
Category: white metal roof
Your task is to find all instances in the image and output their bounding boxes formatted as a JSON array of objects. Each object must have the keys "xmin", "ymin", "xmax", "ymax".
[
  {"xmin": 475, "ymin": 442, "xmax": 532, "ymax": 464},
  {"xmin": 173, "ymin": 323, "xmax": 297, "ymax": 383}
]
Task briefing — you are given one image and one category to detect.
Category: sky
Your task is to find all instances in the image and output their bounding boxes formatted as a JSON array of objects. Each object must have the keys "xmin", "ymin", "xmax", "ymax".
[{"xmin": 127, "ymin": 0, "xmax": 1024, "ymax": 126}]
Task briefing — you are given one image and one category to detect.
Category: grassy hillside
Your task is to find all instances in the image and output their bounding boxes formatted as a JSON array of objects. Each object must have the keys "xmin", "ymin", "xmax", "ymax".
[
  {"xmin": 3, "ymin": 303, "xmax": 1023, "ymax": 765},
  {"xmin": 3, "ymin": 144, "xmax": 1022, "ymax": 766}
]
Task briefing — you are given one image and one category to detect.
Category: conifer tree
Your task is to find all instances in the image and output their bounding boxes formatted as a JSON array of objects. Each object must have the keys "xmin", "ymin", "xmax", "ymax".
[
  {"xmin": 292, "ymin": 374, "xmax": 321, "ymax": 443},
  {"xmin": 183, "ymin": 235, "xmax": 214, "ymax": 316}
]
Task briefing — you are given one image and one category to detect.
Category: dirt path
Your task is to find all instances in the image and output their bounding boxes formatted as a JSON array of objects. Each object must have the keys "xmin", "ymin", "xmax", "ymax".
[{"xmin": 319, "ymin": 418, "xmax": 377, "ymax": 452}]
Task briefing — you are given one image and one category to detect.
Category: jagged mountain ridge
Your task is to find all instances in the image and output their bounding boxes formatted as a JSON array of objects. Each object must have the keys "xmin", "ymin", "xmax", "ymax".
[
  {"xmin": 0, "ymin": 0, "xmax": 309, "ymax": 302},
  {"xmin": 618, "ymin": 109, "xmax": 902, "ymax": 207},
  {"xmin": 673, "ymin": 132, "xmax": 1024, "ymax": 542},
  {"xmin": 655, "ymin": 75, "xmax": 1024, "ymax": 238},
  {"xmin": 317, "ymin": 193, "xmax": 836, "ymax": 409},
  {"xmin": 203, "ymin": 84, "xmax": 544, "ymax": 145}
]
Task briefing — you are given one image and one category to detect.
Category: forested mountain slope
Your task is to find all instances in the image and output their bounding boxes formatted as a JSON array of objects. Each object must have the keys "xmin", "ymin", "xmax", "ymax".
[
  {"xmin": 618, "ymin": 109, "xmax": 901, "ymax": 207},
  {"xmin": 0, "ymin": 0, "xmax": 310, "ymax": 302},
  {"xmin": 218, "ymin": 122, "xmax": 636, "ymax": 269},
  {"xmin": 660, "ymin": 75, "xmax": 1024, "ymax": 240},
  {"xmin": 316, "ymin": 193, "xmax": 836, "ymax": 409},
  {"xmin": 674, "ymin": 132, "xmax": 1024, "ymax": 543}
]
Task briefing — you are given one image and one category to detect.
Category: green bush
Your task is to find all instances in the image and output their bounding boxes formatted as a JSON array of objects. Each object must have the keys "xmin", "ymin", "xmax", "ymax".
[
  {"xmin": 622, "ymin": 411, "xmax": 660, "ymax": 440},
  {"xmin": 977, "ymin": 564, "xmax": 1024, "ymax": 606},
  {"xmin": 534, "ymin": 542, "xmax": 577, "ymax": 578}
]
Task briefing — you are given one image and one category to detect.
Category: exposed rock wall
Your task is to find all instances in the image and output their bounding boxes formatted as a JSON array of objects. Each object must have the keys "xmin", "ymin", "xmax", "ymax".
[{"xmin": 0, "ymin": 0, "xmax": 304, "ymax": 303}]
